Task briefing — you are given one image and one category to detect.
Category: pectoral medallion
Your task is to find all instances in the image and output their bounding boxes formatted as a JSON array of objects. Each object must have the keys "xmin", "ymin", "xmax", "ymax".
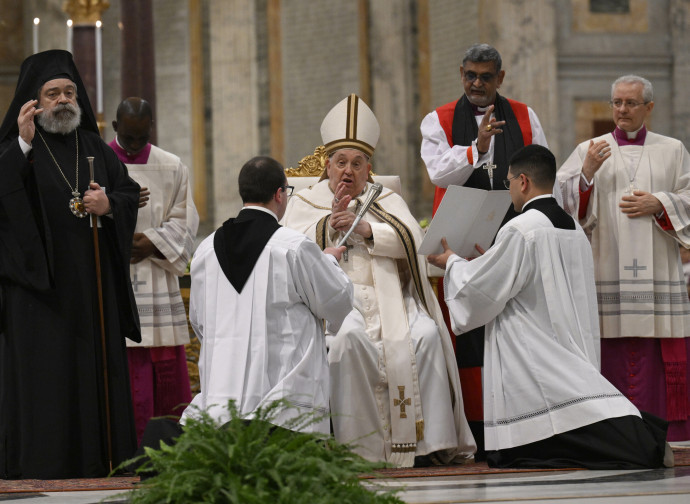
[
  {"xmin": 69, "ymin": 193, "xmax": 88, "ymax": 218},
  {"xmin": 624, "ymin": 183, "xmax": 639, "ymax": 196}
]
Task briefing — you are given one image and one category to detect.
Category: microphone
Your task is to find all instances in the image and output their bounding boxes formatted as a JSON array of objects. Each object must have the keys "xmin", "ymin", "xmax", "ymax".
[{"xmin": 336, "ymin": 183, "xmax": 383, "ymax": 247}]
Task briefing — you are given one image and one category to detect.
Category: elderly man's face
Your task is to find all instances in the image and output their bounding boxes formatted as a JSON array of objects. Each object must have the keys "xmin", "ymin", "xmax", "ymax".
[
  {"xmin": 611, "ymin": 82, "xmax": 654, "ymax": 133},
  {"xmin": 39, "ymin": 78, "xmax": 77, "ymax": 111},
  {"xmin": 460, "ymin": 60, "xmax": 505, "ymax": 108},
  {"xmin": 114, "ymin": 114, "xmax": 152, "ymax": 156},
  {"xmin": 326, "ymin": 148, "xmax": 371, "ymax": 198},
  {"xmin": 37, "ymin": 78, "xmax": 81, "ymax": 134}
]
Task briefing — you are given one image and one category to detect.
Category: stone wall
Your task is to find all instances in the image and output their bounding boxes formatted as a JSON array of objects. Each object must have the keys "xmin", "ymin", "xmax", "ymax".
[
  {"xmin": 153, "ymin": 0, "xmax": 193, "ymax": 178},
  {"xmin": 281, "ymin": 0, "xmax": 361, "ymax": 169}
]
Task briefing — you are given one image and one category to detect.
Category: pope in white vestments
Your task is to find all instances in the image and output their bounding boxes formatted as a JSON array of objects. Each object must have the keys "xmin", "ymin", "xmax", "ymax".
[
  {"xmin": 558, "ymin": 75, "xmax": 690, "ymax": 441},
  {"xmin": 431, "ymin": 145, "xmax": 668, "ymax": 469},
  {"xmin": 181, "ymin": 157, "xmax": 353, "ymax": 434},
  {"xmin": 282, "ymin": 95, "xmax": 475, "ymax": 467}
]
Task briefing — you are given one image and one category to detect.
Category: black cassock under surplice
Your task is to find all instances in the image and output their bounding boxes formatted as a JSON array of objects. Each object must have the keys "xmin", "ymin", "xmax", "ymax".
[{"xmin": 0, "ymin": 126, "xmax": 141, "ymax": 479}]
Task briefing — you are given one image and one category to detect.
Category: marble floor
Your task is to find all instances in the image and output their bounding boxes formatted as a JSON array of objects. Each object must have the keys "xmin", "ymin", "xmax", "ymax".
[
  {"xmin": 3, "ymin": 443, "xmax": 690, "ymax": 503},
  {"xmin": 1, "ymin": 466, "xmax": 689, "ymax": 504}
]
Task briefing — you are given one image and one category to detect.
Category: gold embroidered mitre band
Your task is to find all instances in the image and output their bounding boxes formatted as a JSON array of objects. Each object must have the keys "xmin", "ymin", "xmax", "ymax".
[{"xmin": 320, "ymin": 94, "xmax": 379, "ymax": 158}]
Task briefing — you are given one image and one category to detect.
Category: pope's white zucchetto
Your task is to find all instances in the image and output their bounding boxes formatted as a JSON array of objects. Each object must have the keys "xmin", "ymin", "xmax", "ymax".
[{"xmin": 320, "ymin": 94, "xmax": 380, "ymax": 158}]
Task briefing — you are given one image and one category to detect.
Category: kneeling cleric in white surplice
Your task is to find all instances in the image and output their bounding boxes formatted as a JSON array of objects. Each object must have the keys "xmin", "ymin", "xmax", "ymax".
[
  {"xmin": 429, "ymin": 144, "xmax": 669, "ymax": 469},
  {"xmin": 181, "ymin": 157, "xmax": 354, "ymax": 433},
  {"xmin": 282, "ymin": 95, "xmax": 475, "ymax": 467}
]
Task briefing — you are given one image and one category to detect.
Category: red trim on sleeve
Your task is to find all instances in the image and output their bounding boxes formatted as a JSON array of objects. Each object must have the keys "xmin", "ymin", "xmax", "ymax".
[
  {"xmin": 579, "ymin": 183, "xmax": 593, "ymax": 220},
  {"xmin": 466, "ymin": 146, "xmax": 474, "ymax": 165},
  {"xmin": 656, "ymin": 208, "xmax": 673, "ymax": 230}
]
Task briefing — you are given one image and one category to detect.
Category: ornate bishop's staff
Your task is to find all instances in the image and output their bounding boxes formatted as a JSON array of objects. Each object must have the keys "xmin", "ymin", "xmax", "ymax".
[{"xmin": 87, "ymin": 155, "xmax": 113, "ymax": 471}]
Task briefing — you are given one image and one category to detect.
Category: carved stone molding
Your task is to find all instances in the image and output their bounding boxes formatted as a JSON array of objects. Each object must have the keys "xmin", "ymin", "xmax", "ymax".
[{"xmin": 63, "ymin": 0, "xmax": 110, "ymax": 25}]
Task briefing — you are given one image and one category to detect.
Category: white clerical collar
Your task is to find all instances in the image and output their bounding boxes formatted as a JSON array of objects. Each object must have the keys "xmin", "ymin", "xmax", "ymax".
[
  {"xmin": 626, "ymin": 124, "xmax": 644, "ymax": 140},
  {"xmin": 523, "ymin": 194, "xmax": 553, "ymax": 208},
  {"xmin": 241, "ymin": 205, "xmax": 278, "ymax": 221}
]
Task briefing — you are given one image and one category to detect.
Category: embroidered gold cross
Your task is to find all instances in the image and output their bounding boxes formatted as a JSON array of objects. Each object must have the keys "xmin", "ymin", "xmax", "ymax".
[{"xmin": 393, "ymin": 386, "xmax": 411, "ymax": 418}]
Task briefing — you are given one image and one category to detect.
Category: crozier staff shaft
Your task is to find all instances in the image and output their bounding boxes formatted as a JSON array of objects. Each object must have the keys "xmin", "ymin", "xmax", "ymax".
[{"xmin": 87, "ymin": 155, "xmax": 113, "ymax": 471}]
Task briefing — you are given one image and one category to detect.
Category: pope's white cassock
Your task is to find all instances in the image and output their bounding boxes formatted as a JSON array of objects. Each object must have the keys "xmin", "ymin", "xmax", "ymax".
[
  {"xmin": 181, "ymin": 209, "xmax": 354, "ymax": 433},
  {"xmin": 283, "ymin": 180, "xmax": 475, "ymax": 466},
  {"xmin": 558, "ymin": 130, "xmax": 690, "ymax": 340},
  {"xmin": 443, "ymin": 196, "xmax": 640, "ymax": 452},
  {"xmin": 125, "ymin": 145, "xmax": 199, "ymax": 347}
]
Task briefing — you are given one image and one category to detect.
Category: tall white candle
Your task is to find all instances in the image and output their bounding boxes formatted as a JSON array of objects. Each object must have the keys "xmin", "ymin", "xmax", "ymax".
[
  {"xmin": 33, "ymin": 18, "xmax": 40, "ymax": 54},
  {"xmin": 67, "ymin": 20, "xmax": 73, "ymax": 54},
  {"xmin": 95, "ymin": 20, "xmax": 103, "ymax": 114}
]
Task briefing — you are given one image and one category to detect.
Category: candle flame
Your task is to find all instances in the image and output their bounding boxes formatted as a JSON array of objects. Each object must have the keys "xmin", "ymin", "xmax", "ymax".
[
  {"xmin": 67, "ymin": 19, "xmax": 73, "ymax": 27},
  {"xmin": 96, "ymin": 20, "xmax": 102, "ymax": 28},
  {"xmin": 33, "ymin": 18, "xmax": 40, "ymax": 25}
]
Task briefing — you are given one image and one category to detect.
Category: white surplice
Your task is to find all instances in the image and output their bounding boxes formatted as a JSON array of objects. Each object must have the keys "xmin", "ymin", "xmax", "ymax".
[
  {"xmin": 181, "ymin": 223, "xmax": 353, "ymax": 434},
  {"xmin": 125, "ymin": 145, "xmax": 199, "ymax": 347},
  {"xmin": 282, "ymin": 180, "xmax": 475, "ymax": 465},
  {"xmin": 443, "ymin": 205, "xmax": 640, "ymax": 450},
  {"xmin": 558, "ymin": 132, "xmax": 690, "ymax": 339}
]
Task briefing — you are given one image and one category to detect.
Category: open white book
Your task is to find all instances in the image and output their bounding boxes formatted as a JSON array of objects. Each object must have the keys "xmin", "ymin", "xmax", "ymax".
[{"xmin": 418, "ymin": 185, "xmax": 512, "ymax": 258}]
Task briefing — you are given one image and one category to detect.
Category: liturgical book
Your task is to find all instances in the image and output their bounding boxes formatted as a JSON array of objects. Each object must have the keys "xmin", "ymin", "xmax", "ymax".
[{"xmin": 418, "ymin": 185, "xmax": 512, "ymax": 258}]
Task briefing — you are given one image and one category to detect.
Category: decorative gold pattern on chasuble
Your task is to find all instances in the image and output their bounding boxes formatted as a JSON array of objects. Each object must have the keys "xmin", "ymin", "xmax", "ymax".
[
  {"xmin": 369, "ymin": 203, "xmax": 428, "ymax": 311},
  {"xmin": 63, "ymin": 0, "xmax": 110, "ymax": 24},
  {"xmin": 393, "ymin": 385, "xmax": 411, "ymax": 418},
  {"xmin": 315, "ymin": 215, "xmax": 330, "ymax": 250}
]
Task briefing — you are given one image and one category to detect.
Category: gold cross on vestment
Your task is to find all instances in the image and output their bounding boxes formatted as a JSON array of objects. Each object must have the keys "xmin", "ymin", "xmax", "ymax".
[
  {"xmin": 483, "ymin": 162, "xmax": 497, "ymax": 188},
  {"xmin": 393, "ymin": 386, "xmax": 411, "ymax": 419}
]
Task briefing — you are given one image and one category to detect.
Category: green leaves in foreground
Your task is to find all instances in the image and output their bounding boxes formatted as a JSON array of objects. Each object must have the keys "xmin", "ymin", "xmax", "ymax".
[{"xmin": 121, "ymin": 399, "xmax": 403, "ymax": 504}]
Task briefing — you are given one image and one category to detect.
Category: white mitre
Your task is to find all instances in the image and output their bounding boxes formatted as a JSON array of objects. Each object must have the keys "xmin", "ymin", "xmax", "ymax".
[{"xmin": 320, "ymin": 94, "xmax": 380, "ymax": 158}]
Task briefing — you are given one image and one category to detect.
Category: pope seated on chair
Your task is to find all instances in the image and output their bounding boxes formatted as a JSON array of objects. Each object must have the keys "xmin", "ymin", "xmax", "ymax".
[{"xmin": 282, "ymin": 94, "xmax": 476, "ymax": 467}]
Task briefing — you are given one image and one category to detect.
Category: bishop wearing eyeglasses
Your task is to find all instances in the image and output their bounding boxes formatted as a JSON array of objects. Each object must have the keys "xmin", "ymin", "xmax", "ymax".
[
  {"xmin": 419, "ymin": 43, "xmax": 550, "ymax": 457},
  {"xmin": 558, "ymin": 75, "xmax": 690, "ymax": 442}
]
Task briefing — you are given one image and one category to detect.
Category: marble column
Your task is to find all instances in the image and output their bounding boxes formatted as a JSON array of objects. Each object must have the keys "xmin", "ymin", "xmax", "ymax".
[
  {"xmin": 479, "ymin": 0, "xmax": 558, "ymax": 158},
  {"xmin": 670, "ymin": 0, "xmax": 690, "ymax": 147},
  {"xmin": 368, "ymin": 0, "xmax": 422, "ymax": 213},
  {"xmin": 208, "ymin": 0, "xmax": 260, "ymax": 227},
  {"xmin": 120, "ymin": 0, "xmax": 156, "ymax": 144},
  {"xmin": 72, "ymin": 25, "xmax": 97, "ymax": 110},
  {"xmin": 64, "ymin": 0, "xmax": 111, "ymax": 135}
]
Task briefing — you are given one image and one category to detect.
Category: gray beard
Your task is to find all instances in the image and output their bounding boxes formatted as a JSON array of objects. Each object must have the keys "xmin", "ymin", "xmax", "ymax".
[{"xmin": 37, "ymin": 103, "xmax": 82, "ymax": 135}]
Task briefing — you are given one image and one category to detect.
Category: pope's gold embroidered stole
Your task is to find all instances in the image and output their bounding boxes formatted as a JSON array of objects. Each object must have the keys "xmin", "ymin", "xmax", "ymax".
[
  {"xmin": 369, "ymin": 202, "xmax": 428, "ymax": 312},
  {"xmin": 313, "ymin": 200, "xmax": 428, "ymax": 313}
]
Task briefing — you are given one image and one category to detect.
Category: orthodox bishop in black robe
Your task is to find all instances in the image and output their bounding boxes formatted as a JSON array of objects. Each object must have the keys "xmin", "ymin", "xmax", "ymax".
[{"xmin": 0, "ymin": 50, "xmax": 141, "ymax": 479}]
